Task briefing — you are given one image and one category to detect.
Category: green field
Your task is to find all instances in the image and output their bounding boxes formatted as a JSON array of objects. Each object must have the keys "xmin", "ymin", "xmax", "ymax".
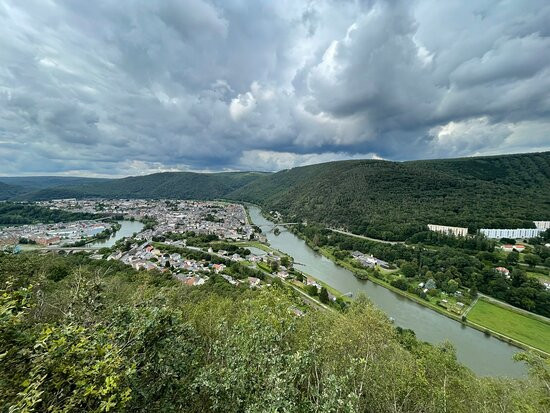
[{"xmin": 468, "ymin": 299, "xmax": 550, "ymax": 353}]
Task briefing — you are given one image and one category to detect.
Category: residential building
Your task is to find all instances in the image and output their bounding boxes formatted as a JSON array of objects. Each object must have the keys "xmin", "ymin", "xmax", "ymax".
[
  {"xmin": 428, "ymin": 224, "xmax": 468, "ymax": 237},
  {"xmin": 534, "ymin": 221, "xmax": 550, "ymax": 230},
  {"xmin": 479, "ymin": 228, "xmax": 543, "ymax": 239}
]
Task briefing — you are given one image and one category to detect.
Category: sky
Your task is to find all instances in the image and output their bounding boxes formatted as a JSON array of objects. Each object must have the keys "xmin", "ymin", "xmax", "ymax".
[{"xmin": 1, "ymin": 0, "xmax": 549, "ymax": 177}]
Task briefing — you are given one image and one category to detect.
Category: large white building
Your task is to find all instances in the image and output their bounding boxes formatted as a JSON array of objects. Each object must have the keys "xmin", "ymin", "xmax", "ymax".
[
  {"xmin": 428, "ymin": 224, "xmax": 468, "ymax": 237},
  {"xmin": 479, "ymin": 228, "xmax": 544, "ymax": 239},
  {"xmin": 534, "ymin": 221, "xmax": 550, "ymax": 230}
]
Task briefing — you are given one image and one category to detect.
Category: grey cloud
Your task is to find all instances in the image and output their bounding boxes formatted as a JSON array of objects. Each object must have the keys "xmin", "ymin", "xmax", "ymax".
[{"xmin": 0, "ymin": 0, "xmax": 549, "ymax": 176}]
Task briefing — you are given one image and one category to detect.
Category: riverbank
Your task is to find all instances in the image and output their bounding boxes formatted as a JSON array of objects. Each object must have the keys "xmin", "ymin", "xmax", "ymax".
[
  {"xmin": 246, "ymin": 205, "xmax": 529, "ymax": 376},
  {"xmin": 468, "ymin": 298, "xmax": 550, "ymax": 354},
  {"xmin": 289, "ymin": 225, "xmax": 549, "ymax": 356}
]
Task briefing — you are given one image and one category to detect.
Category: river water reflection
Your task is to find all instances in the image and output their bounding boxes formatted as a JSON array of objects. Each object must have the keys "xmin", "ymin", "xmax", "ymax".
[
  {"xmin": 248, "ymin": 206, "xmax": 526, "ymax": 377},
  {"xmin": 88, "ymin": 220, "xmax": 144, "ymax": 248}
]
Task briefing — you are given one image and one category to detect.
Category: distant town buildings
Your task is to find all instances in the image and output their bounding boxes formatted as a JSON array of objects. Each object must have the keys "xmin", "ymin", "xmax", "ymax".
[
  {"xmin": 427, "ymin": 224, "xmax": 468, "ymax": 237},
  {"xmin": 0, "ymin": 220, "xmax": 112, "ymax": 247},
  {"xmin": 479, "ymin": 228, "xmax": 543, "ymax": 239},
  {"xmin": 38, "ymin": 199, "xmax": 256, "ymax": 241},
  {"xmin": 534, "ymin": 221, "xmax": 550, "ymax": 230}
]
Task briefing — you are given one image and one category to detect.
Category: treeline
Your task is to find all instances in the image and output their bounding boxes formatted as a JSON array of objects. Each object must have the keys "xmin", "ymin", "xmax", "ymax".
[
  {"xmin": 407, "ymin": 231, "xmax": 496, "ymax": 251},
  {"xmin": 160, "ymin": 231, "xmax": 219, "ymax": 245},
  {"xmin": 1, "ymin": 252, "xmax": 549, "ymax": 412},
  {"xmin": 0, "ymin": 202, "xmax": 98, "ymax": 225},
  {"xmin": 18, "ymin": 171, "xmax": 267, "ymax": 201}
]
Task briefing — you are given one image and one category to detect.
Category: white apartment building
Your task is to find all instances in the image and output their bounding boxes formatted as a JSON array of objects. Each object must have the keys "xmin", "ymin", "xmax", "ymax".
[
  {"xmin": 479, "ymin": 228, "xmax": 544, "ymax": 239},
  {"xmin": 428, "ymin": 224, "xmax": 468, "ymax": 237},
  {"xmin": 534, "ymin": 221, "xmax": 550, "ymax": 230}
]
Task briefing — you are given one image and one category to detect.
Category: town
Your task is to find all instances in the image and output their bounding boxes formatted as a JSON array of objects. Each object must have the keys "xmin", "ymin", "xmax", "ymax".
[{"xmin": 0, "ymin": 219, "xmax": 116, "ymax": 247}]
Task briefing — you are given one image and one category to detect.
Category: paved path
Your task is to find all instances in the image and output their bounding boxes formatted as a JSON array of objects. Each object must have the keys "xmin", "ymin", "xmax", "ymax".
[
  {"xmin": 463, "ymin": 296, "xmax": 479, "ymax": 317},
  {"xmin": 327, "ymin": 228, "xmax": 405, "ymax": 245}
]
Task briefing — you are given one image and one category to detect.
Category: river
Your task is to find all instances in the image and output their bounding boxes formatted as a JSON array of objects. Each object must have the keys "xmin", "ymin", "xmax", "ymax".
[
  {"xmin": 248, "ymin": 206, "xmax": 526, "ymax": 377},
  {"xmin": 88, "ymin": 220, "xmax": 145, "ymax": 248}
]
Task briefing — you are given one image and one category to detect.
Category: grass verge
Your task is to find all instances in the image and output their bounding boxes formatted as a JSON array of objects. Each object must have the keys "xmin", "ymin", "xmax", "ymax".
[{"xmin": 468, "ymin": 298, "xmax": 550, "ymax": 354}]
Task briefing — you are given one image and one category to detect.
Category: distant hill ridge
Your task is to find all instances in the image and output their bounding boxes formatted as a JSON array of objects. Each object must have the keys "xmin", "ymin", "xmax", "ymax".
[
  {"xmin": 8, "ymin": 172, "xmax": 268, "ymax": 202},
  {"xmin": 1, "ymin": 152, "xmax": 549, "ymax": 240}
]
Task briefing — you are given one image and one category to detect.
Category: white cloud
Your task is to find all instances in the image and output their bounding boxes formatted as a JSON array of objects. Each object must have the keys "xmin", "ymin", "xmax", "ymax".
[
  {"xmin": 238, "ymin": 150, "xmax": 381, "ymax": 171},
  {"xmin": 229, "ymin": 92, "xmax": 256, "ymax": 121}
]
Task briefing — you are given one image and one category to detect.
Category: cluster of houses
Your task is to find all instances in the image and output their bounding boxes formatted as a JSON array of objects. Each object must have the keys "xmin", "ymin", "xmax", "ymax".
[
  {"xmin": 0, "ymin": 220, "xmax": 112, "ymax": 247},
  {"xmin": 499, "ymin": 244, "xmax": 526, "ymax": 253},
  {"xmin": 351, "ymin": 251, "xmax": 390, "ymax": 269},
  {"xmin": 40, "ymin": 199, "xmax": 257, "ymax": 242},
  {"xmin": 102, "ymin": 240, "xmax": 266, "ymax": 288}
]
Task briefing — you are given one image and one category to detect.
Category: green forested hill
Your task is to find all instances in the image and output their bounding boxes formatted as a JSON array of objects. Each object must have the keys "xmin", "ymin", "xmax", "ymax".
[
  {"xmin": 230, "ymin": 152, "xmax": 550, "ymax": 240},
  {"xmin": 0, "ymin": 203, "xmax": 98, "ymax": 225},
  {"xmin": 0, "ymin": 182, "xmax": 25, "ymax": 200},
  {"xmin": 19, "ymin": 171, "xmax": 268, "ymax": 201},
  {"xmin": 0, "ymin": 176, "xmax": 109, "ymax": 190},
  {"xmin": 4, "ymin": 152, "xmax": 549, "ymax": 240}
]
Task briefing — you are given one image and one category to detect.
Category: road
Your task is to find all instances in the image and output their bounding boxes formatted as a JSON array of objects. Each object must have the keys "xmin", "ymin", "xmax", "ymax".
[{"xmin": 327, "ymin": 228, "xmax": 404, "ymax": 245}]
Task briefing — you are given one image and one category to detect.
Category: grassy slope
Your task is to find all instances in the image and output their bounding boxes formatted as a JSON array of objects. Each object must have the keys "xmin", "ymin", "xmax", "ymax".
[{"xmin": 468, "ymin": 298, "xmax": 550, "ymax": 353}]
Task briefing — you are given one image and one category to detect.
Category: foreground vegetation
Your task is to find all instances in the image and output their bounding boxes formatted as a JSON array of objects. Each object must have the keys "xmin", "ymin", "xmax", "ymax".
[
  {"xmin": 2, "ymin": 251, "xmax": 549, "ymax": 412},
  {"xmin": 468, "ymin": 299, "xmax": 550, "ymax": 354}
]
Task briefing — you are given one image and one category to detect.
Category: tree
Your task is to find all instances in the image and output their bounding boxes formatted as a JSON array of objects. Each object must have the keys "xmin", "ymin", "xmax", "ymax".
[
  {"xmin": 524, "ymin": 254, "xmax": 541, "ymax": 268},
  {"xmin": 446, "ymin": 279, "xmax": 459, "ymax": 294},
  {"xmin": 506, "ymin": 251, "xmax": 519, "ymax": 265},
  {"xmin": 47, "ymin": 263, "xmax": 70, "ymax": 282},
  {"xmin": 280, "ymin": 256, "xmax": 290, "ymax": 268},
  {"xmin": 469, "ymin": 284, "xmax": 478, "ymax": 299},
  {"xmin": 401, "ymin": 262, "xmax": 417, "ymax": 278},
  {"xmin": 305, "ymin": 285, "xmax": 318, "ymax": 296},
  {"xmin": 391, "ymin": 278, "xmax": 409, "ymax": 291},
  {"xmin": 270, "ymin": 260, "xmax": 280, "ymax": 272},
  {"xmin": 511, "ymin": 269, "xmax": 528, "ymax": 287},
  {"xmin": 319, "ymin": 287, "xmax": 330, "ymax": 304}
]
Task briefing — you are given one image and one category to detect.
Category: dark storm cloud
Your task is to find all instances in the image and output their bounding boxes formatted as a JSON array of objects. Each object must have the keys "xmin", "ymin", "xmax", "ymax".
[{"xmin": 0, "ymin": 0, "xmax": 549, "ymax": 176}]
